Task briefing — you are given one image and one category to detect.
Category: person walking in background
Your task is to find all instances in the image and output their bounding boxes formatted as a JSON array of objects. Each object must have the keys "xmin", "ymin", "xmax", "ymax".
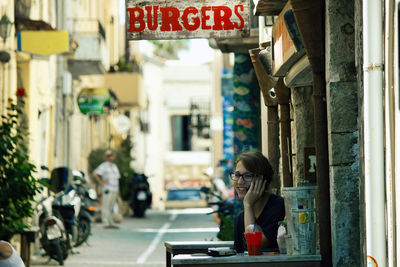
[
  {"xmin": 0, "ymin": 240, "xmax": 25, "ymax": 267},
  {"xmin": 231, "ymin": 151, "xmax": 285, "ymax": 253},
  {"xmin": 92, "ymin": 150, "xmax": 121, "ymax": 229}
]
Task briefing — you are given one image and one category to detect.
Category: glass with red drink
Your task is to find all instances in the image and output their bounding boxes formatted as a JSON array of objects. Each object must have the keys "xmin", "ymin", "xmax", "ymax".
[{"xmin": 245, "ymin": 231, "xmax": 262, "ymax": 256}]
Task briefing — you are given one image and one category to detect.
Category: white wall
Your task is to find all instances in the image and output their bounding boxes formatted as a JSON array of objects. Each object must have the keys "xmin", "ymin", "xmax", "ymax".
[
  {"xmin": 165, "ymin": 151, "xmax": 211, "ymax": 165},
  {"xmin": 163, "ymin": 63, "xmax": 212, "ymax": 110},
  {"xmin": 163, "ymin": 62, "xmax": 213, "ymax": 190},
  {"xmin": 27, "ymin": 59, "xmax": 57, "ymax": 172},
  {"xmin": 138, "ymin": 56, "xmax": 165, "ymax": 209},
  {"xmin": 134, "ymin": 58, "xmax": 214, "ymax": 208}
]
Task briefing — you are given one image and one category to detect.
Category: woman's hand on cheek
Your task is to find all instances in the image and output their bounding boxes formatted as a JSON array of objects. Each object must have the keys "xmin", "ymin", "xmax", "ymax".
[{"xmin": 243, "ymin": 179, "xmax": 266, "ymax": 207}]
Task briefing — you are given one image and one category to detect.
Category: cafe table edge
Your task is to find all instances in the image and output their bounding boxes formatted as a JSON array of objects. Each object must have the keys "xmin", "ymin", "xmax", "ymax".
[{"xmin": 172, "ymin": 253, "xmax": 322, "ymax": 265}]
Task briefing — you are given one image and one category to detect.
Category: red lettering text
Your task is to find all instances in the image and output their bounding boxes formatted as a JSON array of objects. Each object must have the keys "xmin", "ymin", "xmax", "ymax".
[
  {"xmin": 212, "ymin": 6, "xmax": 234, "ymax": 30},
  {"xmin": 126, "ymin": 4, "xmax": 248, "ymax": 35},
  {"xmin": 127, "ymin": 8, "xmax": 145, "ymax": 32},
  {"xmin": 160, "ymin": 7, "xmax": 183, "ymax": 31},
  {"xmin": 182, "ymin": 7, "xmax": 200, "ymax": 31},
  {"xmin": 145, "ymin": 6, "xmax": 159, "ymax": 31},
  {"xmin": 201, "ymin": 7, "xmax": 212, "ymax": 30},
  {"xmin": 234, "ymin": 5, "xmax": 244, "ymax": 29}
]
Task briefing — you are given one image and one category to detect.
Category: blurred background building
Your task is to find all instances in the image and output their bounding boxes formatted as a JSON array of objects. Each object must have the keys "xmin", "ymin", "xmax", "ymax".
[{"xmin": 0, "ymin": 0, "xmax": 232, "ymax": 212}]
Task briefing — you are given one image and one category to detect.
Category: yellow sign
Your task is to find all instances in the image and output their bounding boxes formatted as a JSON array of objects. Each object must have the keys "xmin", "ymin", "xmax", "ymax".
[{"xmin": 17, "ymin": 31, "xmax": 69, "ymax": 56}]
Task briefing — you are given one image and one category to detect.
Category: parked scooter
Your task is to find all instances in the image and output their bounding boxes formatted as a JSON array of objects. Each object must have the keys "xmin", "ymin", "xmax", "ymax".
[
  {"xmin": 50, "ymin": 167, "xmax": 81, "ymax": 251},
  {"xmin": 35, "ymin": 193, "xmax": 69, "ymax": 265},
  {"xmin": 129, "ymin": 173, "xmax": 152, "ymax": 217},
  {"xmin": 34, "ymin": 167, "xmax": 69, "ymax": 265},
  {"xmin": 71, "ymin": 170, "xmax": 97, "ymax": 247}
]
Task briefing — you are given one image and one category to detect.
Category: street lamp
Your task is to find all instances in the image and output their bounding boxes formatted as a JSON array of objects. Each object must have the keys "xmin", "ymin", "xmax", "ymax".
[
  {"xmin": 0, "ymin": 14, "xmax": 12, "ymax": 43},
  {"xmin": 0, "ymin": 14, "xmax": 12, "ymax": 63}
]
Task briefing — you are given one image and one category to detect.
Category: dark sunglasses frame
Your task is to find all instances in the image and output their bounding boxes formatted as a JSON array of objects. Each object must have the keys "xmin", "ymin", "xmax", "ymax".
[{"xmin": 229, "ymin": 171, "xmax": 262, "ymax": 182}]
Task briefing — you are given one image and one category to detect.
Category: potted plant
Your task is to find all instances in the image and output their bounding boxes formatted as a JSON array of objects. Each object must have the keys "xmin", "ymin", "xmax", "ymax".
[{"xmin": 0, "ymin": 98, "xmax": 43, "ymax": 241}]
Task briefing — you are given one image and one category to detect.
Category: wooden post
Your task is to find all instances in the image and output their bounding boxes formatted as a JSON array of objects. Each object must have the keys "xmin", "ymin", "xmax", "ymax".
[
  {"xmin": 275, "ymin": 78, "xmax": 293, "ymax": 187},
  {"xmin": 20, "ymin": 233, "xmax": 30, "ymax": 267},
  {"xmin": 249, "ymin": 48, "xmax": 280, "ymax": 188},
  {"xmin": 290, "ymin": 0, "xmax": 332, "ymax": 265}
]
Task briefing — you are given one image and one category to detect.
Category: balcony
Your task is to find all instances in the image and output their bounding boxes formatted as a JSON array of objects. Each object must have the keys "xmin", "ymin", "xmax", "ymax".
[
  {"xmin": 68, "ymin": 19, "xmax": 109, "ymax": 78},
  {"xmin": 104, "ymin": 72, "xmax": 145, "ymax": 108},
  {"xmin": 79, "ymin": 72, "xmax": 145, "ymax": 109}
]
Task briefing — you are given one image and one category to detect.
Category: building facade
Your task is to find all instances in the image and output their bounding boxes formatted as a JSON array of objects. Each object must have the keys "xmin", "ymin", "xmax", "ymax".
[{"xmin": 210, "ymin": 0, "xmax": 400, "ymax": 266}]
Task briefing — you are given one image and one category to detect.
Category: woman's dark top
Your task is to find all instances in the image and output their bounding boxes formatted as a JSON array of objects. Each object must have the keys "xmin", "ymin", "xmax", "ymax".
[{"xmin": 234, "ymin": 194, "xmax": 285, "ymax": 253}]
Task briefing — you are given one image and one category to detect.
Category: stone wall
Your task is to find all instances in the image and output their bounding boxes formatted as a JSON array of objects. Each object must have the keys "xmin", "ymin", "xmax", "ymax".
[
  {"xmin": 326, "ymin": 0, "xmax": 362, "ymax": 266},
  {"xmin": 291, "ymin": 86, "xmax": 315, "ymax": 186},
  {"xmin": 354, "ymin": 0, "xmax": 366, "ymax": 265}
]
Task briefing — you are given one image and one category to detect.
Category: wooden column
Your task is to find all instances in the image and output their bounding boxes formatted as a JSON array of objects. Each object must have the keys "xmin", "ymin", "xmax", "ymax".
[
  {"xmin": 249, "ymin": 48, "xmax": 280, "ymax": 188},
  {"xmin": 275, "ymin": 78, "xmax": 293, "ymax": 188},
  {"xmin": 290, "ymin": 0, "xmax": 332, "ymax": 265}
]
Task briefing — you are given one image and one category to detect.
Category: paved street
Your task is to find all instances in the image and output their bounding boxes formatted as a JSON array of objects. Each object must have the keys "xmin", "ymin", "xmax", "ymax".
[{"xmin": 31, "ymin": 208, "xmax": 219, "ymax": 267}]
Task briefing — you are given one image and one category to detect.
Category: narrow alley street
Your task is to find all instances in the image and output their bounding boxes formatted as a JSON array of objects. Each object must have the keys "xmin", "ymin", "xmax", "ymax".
[
  {"xmin": 2, "ymin": 0, "xmax": 400, "ymax": 265},
  {"xmin": 31, "ymin": 208, "xmax": 219, "ymax": 267}
]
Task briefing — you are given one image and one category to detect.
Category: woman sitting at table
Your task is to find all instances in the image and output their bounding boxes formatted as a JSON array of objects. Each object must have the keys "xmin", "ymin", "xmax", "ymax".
[{"xmin": 232, "ymin": 151, "xmax": 285, "ymax": 253}]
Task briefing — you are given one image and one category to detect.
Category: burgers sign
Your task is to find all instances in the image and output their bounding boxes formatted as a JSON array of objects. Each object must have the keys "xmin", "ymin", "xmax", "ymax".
[{"xmin": 126, "ymin": 0, "xmax": 250, "ymax": 40}]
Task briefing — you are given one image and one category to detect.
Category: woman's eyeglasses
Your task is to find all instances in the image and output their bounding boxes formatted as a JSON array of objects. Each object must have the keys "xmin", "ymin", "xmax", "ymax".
[{"xmin": 230, "ymin": 172, "xmax": 261, "ymax": 182}]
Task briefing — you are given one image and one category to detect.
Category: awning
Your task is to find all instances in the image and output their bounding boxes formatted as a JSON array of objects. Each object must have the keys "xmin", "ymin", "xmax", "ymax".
[
  {"xmin": 17, "ymin": 31, "xmax": 69, "ymax": 55},
  {"xmin": 68, "ymin": 60, "xmax": 105, "ymax": 78}
]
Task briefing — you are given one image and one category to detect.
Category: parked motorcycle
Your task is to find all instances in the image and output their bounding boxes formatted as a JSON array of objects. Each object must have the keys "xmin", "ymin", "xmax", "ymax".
[
  {"xmin": 34, "ymin": 190, "xmax": 69, "ymax": 265},
  {"xmin": 50, "ymin": 167, "xmax": 81, "ymax": 251},
  {"xmin": 129, "ymin": 173, "xmax": 152, "ymax": 217},
  {"xmin": 71, "ymin": 170, "xmax": 97, "ymax": 247}
]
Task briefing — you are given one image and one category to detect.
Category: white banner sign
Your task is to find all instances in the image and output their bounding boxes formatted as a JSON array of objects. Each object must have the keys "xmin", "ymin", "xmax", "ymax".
[{"xmin": 126, "ymin": 0, "xmax": 250, "ymax": 40}]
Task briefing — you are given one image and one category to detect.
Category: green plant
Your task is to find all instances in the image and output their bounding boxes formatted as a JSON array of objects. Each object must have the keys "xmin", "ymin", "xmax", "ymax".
[
  {"xmin": 88, "ymin": 148, "xmax": 107, "ymax": 176},
  {"xmin": 217, "ymin": 215, "xmax": 235, "ymax": 241},
  {"xmin": 111, "ymin": 57, "xmax": 141, "ymax": 73},
  {"xmin": 115, "ymin": 138, "xmax": 135, "ymax": 201},
  {"xmin": 148, "ymin": 40, "xmax": 189, "ymax": 59},
  {"xmin": 115, "ymin": 58, "xmax": 133, "ymax": 72},
  {"xmin": 278, "ymin": 218, "xmax": 287, "ymax": 231},
  {"xmin": 0, "ymin": 100, "xmax": 43, "ymax": 241}
]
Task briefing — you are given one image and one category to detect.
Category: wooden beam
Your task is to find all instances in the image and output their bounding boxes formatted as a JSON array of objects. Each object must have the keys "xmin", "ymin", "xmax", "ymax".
[{"xmin": 253, "ymin": 0, "xmax": 288, "ymax": 16}]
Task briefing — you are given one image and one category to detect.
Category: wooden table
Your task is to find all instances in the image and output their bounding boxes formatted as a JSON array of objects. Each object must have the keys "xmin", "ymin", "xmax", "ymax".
[
  {"xmin": 172, "ymin": 253, "xmax": 322, "ymax": 267},
  {"xmin": 164, "ymin": 241, "xmax": 234, "ymax": 267}
]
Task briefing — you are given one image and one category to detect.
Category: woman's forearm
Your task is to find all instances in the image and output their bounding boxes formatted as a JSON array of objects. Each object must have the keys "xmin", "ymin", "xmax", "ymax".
[
  {"xmin": 244, "ymin": 204, "xmax": 272, "ymax": 248},
  {"xmin": 244, "ymin": 204, "xmax": 256, "ymax": 232}
]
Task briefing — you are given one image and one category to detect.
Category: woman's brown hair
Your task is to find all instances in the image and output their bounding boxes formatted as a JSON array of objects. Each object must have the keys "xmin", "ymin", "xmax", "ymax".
[{"xmin": 236, "ymin": 151, "xmax": 274, "ymax": 185}]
